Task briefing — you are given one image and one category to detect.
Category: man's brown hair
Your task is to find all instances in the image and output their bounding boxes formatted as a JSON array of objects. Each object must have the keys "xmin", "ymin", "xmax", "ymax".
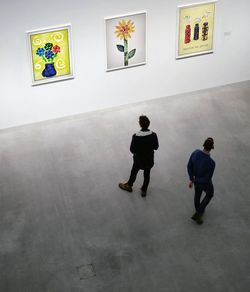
[
  {"xmin": 139, "ymin": 115, "xmax": 150, "ymax": 130},
  {"xmin": 203, "ymin": 137, "xmax": 214, "ymax": 151}
]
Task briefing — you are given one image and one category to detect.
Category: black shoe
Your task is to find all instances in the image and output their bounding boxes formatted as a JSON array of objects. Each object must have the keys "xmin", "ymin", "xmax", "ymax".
[
  {"xmin": 191, "ymin": 212, "xmax": 203, "ymax": 224},
  {"xmin": 196, "ymin": 217, "xmax": 203, "ymax": 224},
  {"xmin": 141, "ymin": 190, "xmax": 147, "ymax": 197}
]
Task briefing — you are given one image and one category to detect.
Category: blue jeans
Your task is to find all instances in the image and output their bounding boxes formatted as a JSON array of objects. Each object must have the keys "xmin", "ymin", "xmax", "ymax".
[{"xmin": 194, "ymin": 183, "xmax": 214, "ymax": 214}]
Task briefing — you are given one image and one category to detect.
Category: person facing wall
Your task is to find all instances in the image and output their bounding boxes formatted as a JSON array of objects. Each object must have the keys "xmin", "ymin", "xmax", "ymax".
[{"xmin": 119, "ymin": 115, "xmax": 159, "ymax": 197}]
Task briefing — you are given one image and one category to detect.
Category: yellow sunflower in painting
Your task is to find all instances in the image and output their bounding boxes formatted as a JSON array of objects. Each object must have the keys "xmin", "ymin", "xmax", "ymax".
[
  {"xmin": 115, "ymin": 19, "xmax": 136, "ymax": 66},
  {"xmin": 115, "ymin": 19, "xmax": 135, "ymax": 40}
]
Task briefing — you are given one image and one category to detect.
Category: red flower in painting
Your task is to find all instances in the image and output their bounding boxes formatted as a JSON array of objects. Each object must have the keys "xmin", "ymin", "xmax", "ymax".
[{"xmin": 52, "ymin": 45, "xmax": 61, "ymax": 53}]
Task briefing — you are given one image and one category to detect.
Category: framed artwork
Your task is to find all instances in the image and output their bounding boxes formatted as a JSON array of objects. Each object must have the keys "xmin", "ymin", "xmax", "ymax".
[
  {"xmin": 27, "ymin": 24, "xmax": 74, "ymax": 85},
  {"xmin": 176, "ymin": 1, "xmax": 216, "ymax": 59},
  {"xmin": 105, "ymin": 11, "xmax": 147, "ymax": 71}
]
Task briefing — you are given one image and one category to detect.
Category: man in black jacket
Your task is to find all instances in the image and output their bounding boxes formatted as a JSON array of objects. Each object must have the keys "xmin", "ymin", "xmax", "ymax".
[{"xmin": 119, "ymin": 115, "xmax": 159, "ymax": 197}]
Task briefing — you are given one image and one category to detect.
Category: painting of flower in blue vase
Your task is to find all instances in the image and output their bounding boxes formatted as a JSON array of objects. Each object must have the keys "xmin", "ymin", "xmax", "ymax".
[{"xmin": 27, "ymin": 25, "xmax": 74, "ymax": 85}]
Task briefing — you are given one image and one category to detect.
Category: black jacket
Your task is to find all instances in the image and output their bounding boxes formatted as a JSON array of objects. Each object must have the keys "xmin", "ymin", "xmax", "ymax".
[{"xmin": 130, "ymin": 130, "xmax": 159, "ymax": 169}]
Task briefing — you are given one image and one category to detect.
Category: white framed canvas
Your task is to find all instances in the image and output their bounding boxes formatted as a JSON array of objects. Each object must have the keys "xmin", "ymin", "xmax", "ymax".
[
  {"xmin": 105, "ymin": 11, "xmax": 147, "ymax": 71},
  {"xmin": 27, "ymin": 24, "xmax": 74, "ymax": 85},
  {"xmin": 176, "ymin": 1, "xmax": 216, "ymax": 59}
]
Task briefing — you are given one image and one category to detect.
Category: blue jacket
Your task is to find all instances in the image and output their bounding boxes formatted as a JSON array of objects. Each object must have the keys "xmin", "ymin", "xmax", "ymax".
[{"xmin": 187, "ymin": 149, "xmax": 215, "ymax": 185}]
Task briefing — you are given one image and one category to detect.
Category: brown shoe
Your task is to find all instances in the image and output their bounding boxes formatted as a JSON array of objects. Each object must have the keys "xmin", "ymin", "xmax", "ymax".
[{"xmin": 119, "ymin": 183, "xmax": 133, "ymax": 192}]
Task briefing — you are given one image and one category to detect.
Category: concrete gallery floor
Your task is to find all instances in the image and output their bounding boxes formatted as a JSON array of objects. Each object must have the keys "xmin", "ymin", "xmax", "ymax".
[{"xmin": 0, "ymin": 81, "xmax": 250, "ymax": 292}]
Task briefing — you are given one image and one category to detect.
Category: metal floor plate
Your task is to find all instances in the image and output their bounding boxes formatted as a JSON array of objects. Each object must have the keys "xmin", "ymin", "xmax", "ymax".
[{"xmin": 77, "ymin": 264, "xmax": 96, "ymax": 280}]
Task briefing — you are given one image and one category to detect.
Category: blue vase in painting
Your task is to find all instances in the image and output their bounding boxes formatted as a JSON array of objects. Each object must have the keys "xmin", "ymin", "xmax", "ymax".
[{"xmin": 42, "ymin": 62, "xmax": 57, "ymax": 78}]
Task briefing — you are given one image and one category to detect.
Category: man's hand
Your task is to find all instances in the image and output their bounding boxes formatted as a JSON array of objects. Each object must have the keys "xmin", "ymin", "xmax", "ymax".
[{"xmin": 188, "ymin": 181, "xmax": 193, "ymax": 188}]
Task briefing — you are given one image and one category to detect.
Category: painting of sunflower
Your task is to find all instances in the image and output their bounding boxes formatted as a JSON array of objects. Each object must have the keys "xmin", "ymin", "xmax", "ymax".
[
  {"xmin": 115, "ymin": 19, "xmax": 136, "ymax": 66},
  {"xmin": 105, "ymin": 12, "xmax": 146, "ymax": 71}
]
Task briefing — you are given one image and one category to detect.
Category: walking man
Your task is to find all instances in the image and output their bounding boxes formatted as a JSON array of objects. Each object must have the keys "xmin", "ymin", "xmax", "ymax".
[
  {"xmin": 187, "ymin": 137, "xmax": 216, "ymax": 224},
  {"xmin": 119, "ymin": 115, "xmax": 159, "ymax": 197}
]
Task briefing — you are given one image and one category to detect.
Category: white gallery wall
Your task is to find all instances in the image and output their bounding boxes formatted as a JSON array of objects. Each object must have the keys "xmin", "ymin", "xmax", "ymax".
[{"xmin": 0, "ymin": 0, "xmax": 249, "ymax": 130}]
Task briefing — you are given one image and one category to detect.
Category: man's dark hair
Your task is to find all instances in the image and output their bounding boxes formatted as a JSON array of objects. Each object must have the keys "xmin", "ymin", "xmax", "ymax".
[
  {"xmin": 139, "ymin": 115, "xmax": 150, "ymax": 130},
  {"xmin": 203, "ymin": 137, "xmax": 214, "ymax": 151}
]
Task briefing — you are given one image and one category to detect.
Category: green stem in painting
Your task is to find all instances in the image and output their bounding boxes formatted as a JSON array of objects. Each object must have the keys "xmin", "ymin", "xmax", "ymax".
[
  {"xmin": 124, "ymin": 38, "xmax": 128, "ymax": 66},
  {"xmin": 52, "ymin": 53, "xmax": 57, "ymax": 61}
]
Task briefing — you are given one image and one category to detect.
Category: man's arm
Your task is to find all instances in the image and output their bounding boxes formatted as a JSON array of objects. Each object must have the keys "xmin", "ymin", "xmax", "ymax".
[
  {"xmin": 130, "ymin": 135, "xmax": 136, "ymax": 154},
  {"xmin": 187, "ymin": 153, "xmax": 195, "ymax": 188},
  {"xmin": 187, "ymin": 153, "xmax": 194, "ymax": 181},
  {"xmin": 154, "ymin": 133, "xmax": 159, "ymax": 150}
]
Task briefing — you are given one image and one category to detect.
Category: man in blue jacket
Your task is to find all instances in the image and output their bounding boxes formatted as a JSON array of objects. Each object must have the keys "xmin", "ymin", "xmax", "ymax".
[
  {"xmin": 119, "ymin": 115, "xmax": 159, "ymax": 197},
  {"xmin": 187, "ymin": 137, "xmax": 216, "ymax": 224}
]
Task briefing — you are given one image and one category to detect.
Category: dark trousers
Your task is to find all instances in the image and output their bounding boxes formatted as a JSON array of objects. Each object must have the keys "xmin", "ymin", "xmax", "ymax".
[
  {"xmin": 194, "ymin": 183, "xmax": 214, "ymax": 214},
  {"xmin": 127, "ymin": 163, "xmax": 151, "ymax": 192}
]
